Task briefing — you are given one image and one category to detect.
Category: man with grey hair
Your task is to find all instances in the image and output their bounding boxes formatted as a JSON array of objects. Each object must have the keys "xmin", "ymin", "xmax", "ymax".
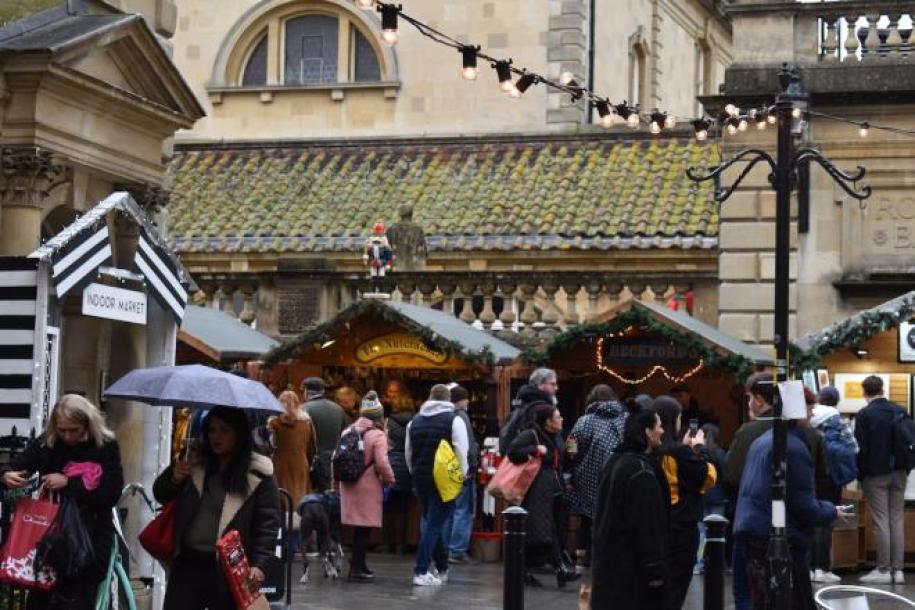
[
  {"xmin": 499, "ymin": 368, "xmax": 559, "ymax": 455},
  {"xmin": 405, "ymin": 384, "xmax": 469, "ymax": 586}
]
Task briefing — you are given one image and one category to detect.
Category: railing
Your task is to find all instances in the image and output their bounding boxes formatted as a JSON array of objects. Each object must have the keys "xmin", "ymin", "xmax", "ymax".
[{"xmin": 819, "ymin": 12, "xmax": 914, "ymax": 62}]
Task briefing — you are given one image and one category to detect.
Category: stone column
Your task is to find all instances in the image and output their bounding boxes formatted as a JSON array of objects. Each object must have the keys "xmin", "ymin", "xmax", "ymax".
[
  {"xmin": 562, "ymin": 283, "xmax": 581, "ymax": 325},
  {"xmin": 239, "ymin": 284, "xmax": 256, "ymax": 324},
  {"xmin": 585, "ymin": 280, "xmax": 602, "ymax": 320},
  {"xmin": 0, "ymin": 147, "xmax": 65, "ymax": 255},
  {"xmin": 218, "ymin": 283, "xmax": 237, "ymax": 317},
  {"xmin": 479, "ymin": 281, "xmax": 497, "ymax": 329},
  {"xmin": 458, "ymin": 281, "xmax": 477, "ymax": 324},
  {"xmin": 439, "ymin": 282, "xmax": 457, "ymax": 317},
  {"xmin": 540, "ymin": 281, "xmax": 560, "ymax": 329},
  {"xmin": 498, "ymin": 282, "xmax": 517, "ymax": 330}
]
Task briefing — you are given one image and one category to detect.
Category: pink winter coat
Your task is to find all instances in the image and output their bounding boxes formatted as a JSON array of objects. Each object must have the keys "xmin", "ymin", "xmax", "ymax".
[{"xmin": 338, "ymin": 417, "xmax": 395, "ymax": 528}]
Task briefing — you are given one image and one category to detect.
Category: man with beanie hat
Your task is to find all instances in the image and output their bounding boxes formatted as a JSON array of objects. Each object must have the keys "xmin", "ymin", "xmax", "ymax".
[
  {"xmin": 405, "ymin": 385, "xmax": 469, "ymax": 586},
  {"xmin": 443, "ymin": 384, "xmax": 478, "ymax": 564},
  {"xmin": 302, "ymin": 377, "xmax": 349, "ymax": 490}
]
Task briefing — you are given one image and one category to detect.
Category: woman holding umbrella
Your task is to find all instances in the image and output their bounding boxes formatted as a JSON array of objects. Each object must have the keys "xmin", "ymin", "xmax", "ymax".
[
  {"xmin": 1, "ymin": 394, "xmax": 124, "ymax": 610},
  {"xmin": 154, "ymin": 406, "xmax": 280, "ymax": 610}
]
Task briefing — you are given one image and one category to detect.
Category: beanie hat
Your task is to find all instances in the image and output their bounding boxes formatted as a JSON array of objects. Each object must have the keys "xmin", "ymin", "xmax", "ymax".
[
  {"xmin": 360, "ymin": 391, "xmax": 384, "ymax": 418},
  {"xmin": 817, "ymin": 385, "xmax": 840, "ymax": 407}
]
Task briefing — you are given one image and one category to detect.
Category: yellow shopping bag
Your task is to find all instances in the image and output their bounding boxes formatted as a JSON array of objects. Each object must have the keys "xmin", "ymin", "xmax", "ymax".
[{"xmin": 433, "ymin": 439, "xmax": 464, "ymax": 502}]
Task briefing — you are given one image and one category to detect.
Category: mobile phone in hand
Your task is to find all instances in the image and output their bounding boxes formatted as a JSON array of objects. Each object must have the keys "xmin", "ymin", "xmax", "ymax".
[{"xmin": 688, "ymin": 418, "xmax": 699, "ymax": 438}]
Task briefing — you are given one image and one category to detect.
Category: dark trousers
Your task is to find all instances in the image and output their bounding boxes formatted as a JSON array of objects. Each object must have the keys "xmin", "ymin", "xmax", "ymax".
[
  {"xmin": 667, "ymin": 525, "xmax": 700, "ymax": 610},
  {"xmin": 415, "ymin": 486, "xmax": 454, "ymax": 576},
  {"xmin": 27, "ymin": 579, "xmax": 97, "ymax": 610},
  {"xmin": 351, "ymin": 526, "xmax": 371, "ymax": 571},
  {"xmin": 576, "ymin": 515, "xmax": 592, "ymax": 554},
  {"xmin": 809, "ymin": 525, "xmax": 833, "ymax": 571},
  {"xmin": 163, "ymin": 550, "xmax": 235, "ymax": 610},
  {"xmin": 742, "ymin": 535, "xmax": 816, "ymax": 610}
]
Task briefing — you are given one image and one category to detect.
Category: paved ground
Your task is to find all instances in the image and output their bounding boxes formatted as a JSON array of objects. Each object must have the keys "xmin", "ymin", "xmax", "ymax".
[{"xmin": 281, "ymin": 553, "xmax": 915, "ymax": 609}]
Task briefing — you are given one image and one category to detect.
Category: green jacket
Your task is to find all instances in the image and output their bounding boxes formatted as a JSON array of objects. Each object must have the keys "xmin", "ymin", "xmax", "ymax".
[{"xmin": 723, "ymin": 413, "xmax": 829, "ymax": 499}]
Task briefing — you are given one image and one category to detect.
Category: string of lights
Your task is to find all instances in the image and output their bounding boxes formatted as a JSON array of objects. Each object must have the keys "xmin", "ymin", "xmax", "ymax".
[
  {"xmin": 594, "ymin": 337, "xmax": 705, "ymax": 385},
  {"xmin": 354, "ymin": 0, "xmax": 915, "ymax": 142}
]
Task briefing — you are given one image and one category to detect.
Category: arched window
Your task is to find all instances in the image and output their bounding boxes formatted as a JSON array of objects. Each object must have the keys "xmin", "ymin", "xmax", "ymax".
[{"xmin": 231, "ymin": 3, "xmax": 388, "ymax": 88}]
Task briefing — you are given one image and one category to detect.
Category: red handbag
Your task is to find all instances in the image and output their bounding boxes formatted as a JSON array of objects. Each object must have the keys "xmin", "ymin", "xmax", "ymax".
[
  {"xmin": 216, "ymin": 529, "xmax": 269, "ymax": 610},
  {"xmin": 485, "ymin": 455, "xmax": 542, "ymax": 505},
  {"xmin": 138, "ymin": 501, "xmax": 176, "ymax": 563},
  {"xmin": 0, "ymin": 490, "xmax": 59, "ymax": 590}
]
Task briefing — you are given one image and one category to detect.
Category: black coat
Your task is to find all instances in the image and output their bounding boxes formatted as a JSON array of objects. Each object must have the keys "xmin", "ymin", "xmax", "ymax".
[
  {"xmin": 507, "ymin": 426, "xmax": 562, "ymax": 548},
  {"xmin": 3, "ymin": 437, "xmax": 124, "ymax": 582},
  {"xmin": 855, "ymin": 397, "xmax": 909, "ymax": 479},
  {"xmin": 386, "ymin": 412, "xmax": 413, "ymax": 491},
  {"xmin": 592, "ymin": 450, "xmax": 669, "ymax": 610},
  {"xmin": 153, "ymin": 452, "xmax": 280, "ymax": 571}
]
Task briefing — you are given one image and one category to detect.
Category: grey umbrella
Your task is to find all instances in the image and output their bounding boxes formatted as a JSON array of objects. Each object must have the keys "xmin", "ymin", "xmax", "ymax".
[{"xmin": 103, "ymin": 364, "xmax": 282, "ymax": 412}]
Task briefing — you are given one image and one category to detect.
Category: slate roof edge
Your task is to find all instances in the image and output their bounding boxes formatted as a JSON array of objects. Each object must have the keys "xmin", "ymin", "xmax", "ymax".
[{"xmin": 172, "ymin": 128, "xmax": 704, "ymax": 152}]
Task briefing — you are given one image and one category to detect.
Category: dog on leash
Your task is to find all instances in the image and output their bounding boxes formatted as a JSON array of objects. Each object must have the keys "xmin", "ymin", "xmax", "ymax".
[{"xmin": 298, "ymin": 491, "xmax": 343, "ymax": 584}]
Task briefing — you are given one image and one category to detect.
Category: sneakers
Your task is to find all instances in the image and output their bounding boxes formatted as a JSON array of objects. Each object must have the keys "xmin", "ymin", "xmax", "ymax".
[
  {"xmin": 894, "ymin": 570, "xmax": 905, "ymax": 584},
  {"xmin": 430, "ymin": 565, "xmax": 449, "ymax": 583},
  {"xmin": 412, "ymin": 572, "xmax": 442, "ymax": 586},
  {"xmin": 860, "ymin": 568, "xmax": 892, "ymax": 584},
  {"xmin": 811, "ymin": 569, "xmax": 841, "ymax": 583}
]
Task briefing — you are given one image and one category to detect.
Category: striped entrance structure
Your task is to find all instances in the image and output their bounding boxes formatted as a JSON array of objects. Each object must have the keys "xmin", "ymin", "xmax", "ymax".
[{"xmin": 0, "ymin": 258, "xmax": 39, "ymax": 429}]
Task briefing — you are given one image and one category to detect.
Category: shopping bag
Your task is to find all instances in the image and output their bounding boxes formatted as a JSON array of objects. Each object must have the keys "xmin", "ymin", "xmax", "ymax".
[
  {"xmin": 0, "ymin": 490, "xmax": 59, "ymax": 590},
  {"xmin": 36, "ymin": 496, "xmax": 95, "ymax": 579},
  {"xmin": 433, "ymin": 439, "xmax": 464, "ymax": 502},
  {"xmin": 138, "ymin": 501, "xmax": 176, "ymax": 563},
  {"xmin": 216, "ymin": 529, "xmax": 270, "ymax": 610},
  {"xmin": 485, "ymin": 455, "xmax": 541, "ymax": 505}
]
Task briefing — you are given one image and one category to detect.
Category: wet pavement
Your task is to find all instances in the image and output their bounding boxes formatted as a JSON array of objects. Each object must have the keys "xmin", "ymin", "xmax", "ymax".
[{"xmin": 283, "ymin": 552, "xmax": 915, "ymax": 609}]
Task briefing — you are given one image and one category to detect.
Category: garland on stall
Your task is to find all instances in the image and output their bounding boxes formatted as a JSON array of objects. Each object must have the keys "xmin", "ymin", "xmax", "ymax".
[
  {"xmin": 263, "ymin": 299, "xmax": 496, "ymax": 368},
  {"xmin": 522, "ymin": 307, "xmax": 756, "ymax": 382},
  {"xmin": 790, "ymin": 292, "xmax": 915, "ymax": 372}
]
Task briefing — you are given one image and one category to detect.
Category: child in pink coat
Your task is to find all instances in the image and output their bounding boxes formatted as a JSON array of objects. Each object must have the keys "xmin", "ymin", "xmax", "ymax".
[{"xmin": 337, "ymin": 391, "xmax": 395, "ymax": 581}]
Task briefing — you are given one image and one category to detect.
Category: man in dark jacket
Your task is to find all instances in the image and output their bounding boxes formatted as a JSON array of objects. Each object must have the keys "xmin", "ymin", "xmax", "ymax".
[
  {"xmin": 499, "ymin": 368, "xmax": 558, "ymax": 455},
  {"xmin": 301, "ymin": 377, "xmax": 348, "ymax": 490},
  {"xmin": 855, "ymin": 375, "xmax": 909, "ymax": 585},
  {"xmin": 735, "ymin": 413, "xmax": 844, "ymax": 610}
]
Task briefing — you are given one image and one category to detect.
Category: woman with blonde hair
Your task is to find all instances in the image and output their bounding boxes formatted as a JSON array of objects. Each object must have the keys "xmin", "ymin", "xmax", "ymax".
[
  {"xmin": 268, "ymin": 390, "xmax": 317, "ymax": 503},
  {"xmin": 1, "ymin": 394, "xmax": 124, "ymax": 610},
  {"xmin": 335, "ymin": 386, "xmax": 360, "ymax": 423}
]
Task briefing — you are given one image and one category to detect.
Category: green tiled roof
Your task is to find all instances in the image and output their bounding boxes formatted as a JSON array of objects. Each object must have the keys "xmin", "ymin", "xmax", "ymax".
[{"xmin": 167, "ymin": 135, "xmax": 720, "ymax": 254}]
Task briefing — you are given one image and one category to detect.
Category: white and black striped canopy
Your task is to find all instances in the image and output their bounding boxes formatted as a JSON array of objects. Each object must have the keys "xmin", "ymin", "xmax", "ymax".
[
  {"xmin": 0, "ymin": 258, "xmax": 37, "ymax": 419},
  {"xmin": 134, "ymin": 228, "xmax": 188, "ymax": 323},
  {"xmin": 49, "ymin": 221, "xmax": 112, "ymax": 298}
]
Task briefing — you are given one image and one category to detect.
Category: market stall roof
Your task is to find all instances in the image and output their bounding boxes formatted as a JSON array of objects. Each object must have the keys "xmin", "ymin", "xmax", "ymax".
[
  {"xmin": 265, "ymin": 298, "xmax": 521, "ymax": 366},
  {"xmin": 794, "ymin": 291, "xmax": 915, "ymax": 356},
  {"xmin": 527, "ymin": 298, "xmax": 772, "ymax": 375},
  {"xmin": 179, "ymin": 305, "xmax": 278, "ymax": 361}
]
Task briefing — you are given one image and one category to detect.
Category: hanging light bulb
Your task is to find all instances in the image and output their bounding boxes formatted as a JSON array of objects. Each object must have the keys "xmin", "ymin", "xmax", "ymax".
[
  {"xmin": 725, "ymin": 103, "xmax": 739, "ymax": 117},
  {"xmin": 792, "ymin": 106, "xmax": 802, "ymax": 119},
  {"xmin": 595, "ymin": 100, "xmax": 613, "ymax": 128},
  {"xmin": 380, "ymin": 4, "xmax": 400, "ymax": 46},
  {"xmin": 514, "ymin": 72, "xmax": 537, "ymax": 96},
  {"xmin": 627, "ymin": 112, "xmax": 640, "ymax": 129},
  {"xmin": 665, "ymin": 114, "xmax": 677, "ymax": 129},
  {"xmin": 738, "ymin": 118, "xmax": 748, "ymax": 132},
  {"xmin": 726, "ymin": 118, "xmax": 738, "ymax": 135},
  {"xmin": 859, "ymin": 122, "xmax": 870, "ymax": 138},
  {"xmin": 649, "ymin": 111, "xmax": 666, "ymax": 134},
  {"xmin": 755, "ymin": 112, "xmax": 767, "ymax": 130},
  {"xmin": 614, "ymin": 102, "xmax": 638, "ymax": 129},
  {"xmin": 560, "ymin": 71, "xmax": 575, "ymax": 86},
  {"xmin": 691, "ymin": 118, "xmax": 711, "ymax": 142},
  {"xmin": 494, "ymin": 60, "xmax": 514, "ymax": 93},
  {"xmin": 460, "ymin": 46, "xmax": 479, "ymax": 80},
  {"xmin": 650, "ymin": 121, "xmax": 662, "ymax": 135},
  {"xmin": 356, "ymin": 0, "xmax": 374, "ymax": 9}
]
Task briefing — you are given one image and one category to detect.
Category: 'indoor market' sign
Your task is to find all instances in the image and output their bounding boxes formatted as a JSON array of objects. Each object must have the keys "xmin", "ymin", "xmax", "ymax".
[
  {"xmin": 82, "ymin": 283, "xmax": 147, "ymax": 325},
  {"xmin": 355, "ymin": 332, "xmax": 448, "ymax": 364}
]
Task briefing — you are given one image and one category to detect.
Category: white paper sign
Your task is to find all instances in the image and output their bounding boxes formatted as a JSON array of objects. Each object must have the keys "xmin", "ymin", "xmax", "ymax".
[
  {"xmin": 82, "ymin": 283, "xmax": 147, "ymax": 325},
  {"xmin": 777, "ymin": 380, "xmax": 808, "ymax": 420}
]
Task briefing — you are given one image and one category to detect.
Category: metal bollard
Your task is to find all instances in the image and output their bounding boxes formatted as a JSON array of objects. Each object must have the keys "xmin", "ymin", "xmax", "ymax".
[
  {"xmin": 503, "ymin": 506, "xmax": 528, "ymax": 610},
  {"xmin": 703, "ymin": 514, "xmax": 729, "ymax": 610}
]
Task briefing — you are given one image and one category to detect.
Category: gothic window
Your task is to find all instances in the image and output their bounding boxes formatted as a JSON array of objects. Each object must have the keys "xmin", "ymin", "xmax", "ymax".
[
  {"xmin": 242, "ymin": 33, "xmax": 268, "ymax": 86},
  {"xmin": 353, "ymin": 28, "xmax": 380, "ymax": 82},
  {"xmin": 285, "ymin": 15, "xmax": 339, "ymax": 85}
]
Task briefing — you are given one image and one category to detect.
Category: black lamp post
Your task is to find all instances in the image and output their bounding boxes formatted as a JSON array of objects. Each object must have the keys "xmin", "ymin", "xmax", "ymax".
[{"xmin": 687, "ymin": 64, "xmax": 870, "ymax": 608}]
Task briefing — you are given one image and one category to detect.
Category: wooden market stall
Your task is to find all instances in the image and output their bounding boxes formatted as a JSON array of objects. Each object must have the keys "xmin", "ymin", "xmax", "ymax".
[
  {"xmin": 177, "ymin": 304, "xmax": 279, "ymax": 366},
  {"xmin": 794, "ymin": 291, "xmax": 915, "ymax": 569},
  {"xmin": 532, "ymin": 299, "xmax": 773, "ymax": 442}
]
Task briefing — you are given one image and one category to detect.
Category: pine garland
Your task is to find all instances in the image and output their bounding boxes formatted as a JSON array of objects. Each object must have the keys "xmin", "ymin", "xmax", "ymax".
[
  {"xmin": 522, "ymin": 307, "xmax": 757, "ymax": 381},
  {"xmin": 263, "ymin": 299, "xmax": 497, "ymax": 368}
]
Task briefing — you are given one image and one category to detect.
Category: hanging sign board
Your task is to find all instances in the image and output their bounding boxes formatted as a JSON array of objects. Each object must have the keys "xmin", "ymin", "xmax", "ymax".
[
  {"xmin": 355, "ymin": 332, "xmax": 448, "ymax": 364},
  {"xmin": 82, "ymin": 282, "xmax": 147, "ymax": 325}
]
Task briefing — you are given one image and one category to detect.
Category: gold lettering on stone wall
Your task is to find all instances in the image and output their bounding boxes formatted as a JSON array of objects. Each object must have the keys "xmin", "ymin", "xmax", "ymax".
[{"xmin": 355, "ymin": 332, "xmax": 449, "ymax": 364}]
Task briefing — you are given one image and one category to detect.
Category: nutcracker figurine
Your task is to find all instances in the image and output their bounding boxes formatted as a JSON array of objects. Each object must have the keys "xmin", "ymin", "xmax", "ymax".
[{"xmin": 363, "ymin": 220, "xmax": 393, "ymax": 292}]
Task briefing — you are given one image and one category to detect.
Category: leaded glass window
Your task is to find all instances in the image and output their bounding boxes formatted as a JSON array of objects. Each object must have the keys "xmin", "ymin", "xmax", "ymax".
[
  {"xmin": 284, "ymin": 15, "xmax": 339, "ymax": 85},
  {"xmin": 242, "ymin": 34, "xmax": 268, "ymax": 86},
  {"xmin": 353, "ymin": 28, "xmax": 381, "ymax": 82}
]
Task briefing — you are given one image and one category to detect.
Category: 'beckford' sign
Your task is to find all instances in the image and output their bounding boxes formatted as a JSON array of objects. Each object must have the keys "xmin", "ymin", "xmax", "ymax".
[
  {"xmin": 355, "ymin": 332, "xmax": 448, "ymax": 364},
  {"xmin": 82, "ymin": 283, "xmax": 147, "ymax": 325}
]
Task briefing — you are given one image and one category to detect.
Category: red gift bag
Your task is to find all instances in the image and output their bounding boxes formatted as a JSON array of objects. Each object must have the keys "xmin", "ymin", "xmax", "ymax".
[
  {"xmin": 485, "ymin": 455, "xmax": 541, "ymax": 505},
  {"xmin": 138, "ymin": 501, "xmax": 176, "ymax": 563},
  {"xmin": 0, "ymin": 491, "xmax": 59, "ymax": 590},
  {"xmin": 216, "ymin": 530, "xmax": 269, "ymax": 610}
]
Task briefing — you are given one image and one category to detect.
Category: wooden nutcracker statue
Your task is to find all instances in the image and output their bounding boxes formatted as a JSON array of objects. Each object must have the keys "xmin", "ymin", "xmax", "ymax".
[{"xmin": 363, "ymin": 220, "xmax": 393, "ymax": 293}]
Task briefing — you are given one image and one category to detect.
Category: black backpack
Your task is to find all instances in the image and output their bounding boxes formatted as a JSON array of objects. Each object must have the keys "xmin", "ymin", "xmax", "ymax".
[
  {"xmin": 332, "ymin": 428, "xmax": 371, "ymax": 482},
  {"xmin": 893, "ymin": 411, "xmax": 915, "ymax": 472}
]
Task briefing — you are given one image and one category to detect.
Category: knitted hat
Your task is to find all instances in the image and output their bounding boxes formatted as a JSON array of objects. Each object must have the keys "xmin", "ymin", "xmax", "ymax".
[
  {"xmin": 817, "ymin": 386, "xmax": 840, "ymax": 407},
  {"xmin": 360, "ymin": 391, "xmax": 384, "ymax": 418}
]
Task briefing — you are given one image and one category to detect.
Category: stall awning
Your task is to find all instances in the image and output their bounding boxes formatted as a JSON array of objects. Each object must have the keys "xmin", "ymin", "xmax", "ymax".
[
  {"xmin": 178, "ymin": 305, "xmax": 278, "ymax": 361},
  {"xmin": 265, "ymin": 298, "xmax": 521, "ymax": 367}
]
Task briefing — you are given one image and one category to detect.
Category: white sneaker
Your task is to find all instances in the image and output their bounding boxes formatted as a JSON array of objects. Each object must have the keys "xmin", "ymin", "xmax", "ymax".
[
  {"xmin": 860, "ymin": 568, "xmax": 892, "ymax": 584},
  {"xmin": 412, "ymin": 572, "xmax": 442, "ymax": 586},
  {"xmin": 821, "ymin": 571, "xmax": 842, "ymax": 583},
  {"xmin": 811, "ymin": 569, "xmax": 823, "ymax": 583},
  {"xmin": 894, "ymin": 570, "xmax": 905, "ymax": 584},
  {"xmin": 437, "ymin": 570, "xmax": 449, "ymax": 584}
]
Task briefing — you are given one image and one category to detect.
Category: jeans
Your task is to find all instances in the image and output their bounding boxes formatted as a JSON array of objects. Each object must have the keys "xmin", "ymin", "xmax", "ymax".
[
  {"xmin": 862, "ymin": 471, "xmax": 907, "ymax": 570},
  {"xmin": 443, "ymin": 480, "xmax": 475, "ymax": 557},
  {"xmin": 415, "ymin": 486, "xmax": 454, "ymax": 576},
  {"xmin": 732, "ymin": 538, "xmax": 751, "ymax": 610}
]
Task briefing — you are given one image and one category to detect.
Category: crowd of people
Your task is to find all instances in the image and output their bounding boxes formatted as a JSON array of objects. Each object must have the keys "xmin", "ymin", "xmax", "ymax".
[{"xmin": 0, "ymin": 368, "xmax": 911, "ymax": 609}]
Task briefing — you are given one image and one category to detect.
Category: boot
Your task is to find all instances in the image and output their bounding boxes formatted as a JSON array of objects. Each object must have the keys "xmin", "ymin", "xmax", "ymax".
[
  {"xmin": 556, "ymin": 566, "xmax": 581, "ymax": 588},
  {"xmin": 524, "ymin": 572, "xmax": 543, "ymax": 587}
]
